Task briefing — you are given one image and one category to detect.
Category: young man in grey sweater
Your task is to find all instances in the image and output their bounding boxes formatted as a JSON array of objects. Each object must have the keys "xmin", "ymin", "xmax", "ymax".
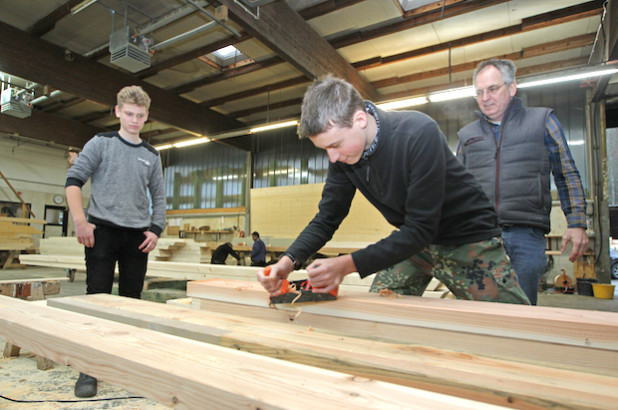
[{"xmin": 65, "ymin": 85, "xmax": 166, "ymax": 398}]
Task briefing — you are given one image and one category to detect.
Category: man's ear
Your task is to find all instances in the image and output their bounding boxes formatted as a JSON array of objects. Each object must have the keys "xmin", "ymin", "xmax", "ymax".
[
  {"xmin": 114, "ymin": 105, "xmax": 121, "ymax": 118},
  {"xmin": 355, "ymin": 109, "xmax": 368, "ymax": 128},
  {"xmin": 509, "ymin": 81, "xmax": 517, "ymax": 97}
]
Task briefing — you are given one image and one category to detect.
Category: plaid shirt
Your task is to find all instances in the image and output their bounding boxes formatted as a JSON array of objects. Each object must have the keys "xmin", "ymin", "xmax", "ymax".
[{"xmin": 544, "ymin": 113, "xmax": 587, "ymax": 229}]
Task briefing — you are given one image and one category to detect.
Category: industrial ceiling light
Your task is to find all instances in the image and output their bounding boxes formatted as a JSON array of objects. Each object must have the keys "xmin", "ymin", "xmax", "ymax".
[
  {"xmin": 517, "ymin": 67, "xmax": 618, "ymax": 88},
  {"xmin": 71, "ymin": 0, "xmax": 97, "ymax": 15},
  {"xmin": 172, "ymin": 137, "xmax": 210, "ymax": 148},
  {"xmin": 249, "ymin": 120, "xmax": 298, "ymax": 133},
  {"xmin": 426, "ymin": 65, "xmax": 618, "ymax": 102},
  {"xmin": 376, "ymin": 96, "xmax": 428, "ymax": 111},
  {"xmin": 428, "ymin": 86, "xmax": 475, "ymax": 103},
  {"xmin": 155, "ymin": 144, "xmax": 173, "ymax": 151}
]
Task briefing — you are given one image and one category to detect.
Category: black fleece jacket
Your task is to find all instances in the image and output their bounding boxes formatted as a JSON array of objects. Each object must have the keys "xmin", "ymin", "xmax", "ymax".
[{"xmin": 286, "ymin": 104, "xmax": 500, "ymax": 277}]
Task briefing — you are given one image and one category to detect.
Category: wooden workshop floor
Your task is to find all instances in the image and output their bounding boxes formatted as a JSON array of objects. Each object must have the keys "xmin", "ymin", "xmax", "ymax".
[{"xmin": 1, "ymin": 265, "xmax": 617, "ymax": 409}]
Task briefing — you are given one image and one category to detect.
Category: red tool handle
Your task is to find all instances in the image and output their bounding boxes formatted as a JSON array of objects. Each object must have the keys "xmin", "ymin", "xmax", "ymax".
[{"xmin": 263, "ymin": 266, "xmax": 290, "ymax": 293}]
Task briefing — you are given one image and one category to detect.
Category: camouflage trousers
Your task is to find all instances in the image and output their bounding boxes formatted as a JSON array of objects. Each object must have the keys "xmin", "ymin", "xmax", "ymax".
[{"xmin": 369, "ymin": 238, "xmax": 530, "ymax": 305}]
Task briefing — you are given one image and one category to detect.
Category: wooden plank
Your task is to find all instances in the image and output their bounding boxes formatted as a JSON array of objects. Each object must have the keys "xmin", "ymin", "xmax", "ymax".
[
  {"xmin": 47, "ymin": 294, "xmax": 618, "ymax": 409},
  {"xmin": 0, "ymin": 295, "xmax": 501, "ymax": 409},
  {"xmin": 18, "ymin": 255, "xmax": 374, "ymax": 290},
  {"xmin": 186, "ymin": 279, "xmax": 618, "ymax": 376},
  {"xmin": 0, "ymin": 217, "xmax": 46, "ymax": 224}
]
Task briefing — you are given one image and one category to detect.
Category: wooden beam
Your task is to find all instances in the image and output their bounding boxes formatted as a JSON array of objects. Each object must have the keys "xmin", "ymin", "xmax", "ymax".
[
  {"xmin": 0, "ymin": 21, "xmax": 242, "ymax": 138},
  {"xmin": 28, "ymin": 0, "xmax": 83, "ymax": 37},
  {"xmin": 186, "ymin": 279, "xmax": 618, "ymax": 377},
  {"xmin": 0, "ymin": 295, "xmax": 498, "ymax": 409},
  {"xmin": 217, "ymin": 0, "xmax": 379, "ymax": 101},
  {"xmin": 0, "ymin": 108, "xmax": 101, "ymax": 148},
  {"xmin": 47, "ymin": 293, "xmax": 618, "ymax": 409},
  {"xmin": 331, "ymin": 0, "xmax": 511, "ymax": 49},
  {"xmin": 17, "ymin": 254, "xmax": 372, "ymax": 292},
  {"xmin": 351, "ymin": 3, "xmax": 602, "ymax": 71}
]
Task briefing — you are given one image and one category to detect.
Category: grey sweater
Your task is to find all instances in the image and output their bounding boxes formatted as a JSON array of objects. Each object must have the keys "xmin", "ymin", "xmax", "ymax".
[{"xmin": 66, "ymin": 132, "xmax": 166, "ymax": 236}]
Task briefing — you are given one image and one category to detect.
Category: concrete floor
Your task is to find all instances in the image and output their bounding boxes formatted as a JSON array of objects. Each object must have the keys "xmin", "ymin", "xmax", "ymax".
[{"xmin": 0, "ymin": 265, "xmax": 617, "ymax": 409}]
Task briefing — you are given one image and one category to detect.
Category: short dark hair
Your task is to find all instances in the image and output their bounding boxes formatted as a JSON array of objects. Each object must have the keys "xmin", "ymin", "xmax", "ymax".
[
  {"xmin": 251, "ymin": 231, "xmax": 259, "ymax": 237},
  {"xmin": 297, "ymin": 74, "xmax": 365, "ymax": 139}
]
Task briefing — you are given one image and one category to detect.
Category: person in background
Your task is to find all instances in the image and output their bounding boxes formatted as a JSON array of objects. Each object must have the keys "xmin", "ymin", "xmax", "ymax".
[
  {"xmin": 211, "ymin": 242, "xmax": 242, "ymax": 265},
  {"xmin": 250, "ymin": 231, "xmax": 266, "ymax": 266},
  {"xmin": 65, "ymin": 85, "xmax": 166, "ymax": 397},
  {"xmin": 256, "ymin": 74, "xmax": 529, "ymax": 305},
  {"xmin": 457, "ymin": 58, "xmax": 588, "ymax": 305}
]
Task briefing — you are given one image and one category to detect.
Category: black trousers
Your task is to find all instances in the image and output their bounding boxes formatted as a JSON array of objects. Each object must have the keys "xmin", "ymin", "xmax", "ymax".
[{"xmin": 84, "ymin": 224, "xmax": 148, "ymax": 299}]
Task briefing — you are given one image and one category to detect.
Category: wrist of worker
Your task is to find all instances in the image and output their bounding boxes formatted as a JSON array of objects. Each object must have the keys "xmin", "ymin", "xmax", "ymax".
[{"xmin": 280, "ymin": 252, "xmax": 301, "ymax": 270}]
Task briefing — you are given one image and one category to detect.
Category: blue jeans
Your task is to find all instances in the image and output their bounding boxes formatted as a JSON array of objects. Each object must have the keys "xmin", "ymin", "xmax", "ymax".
[{"xmin": 501, "ymin": 225, "xmax": 547, "ymax": 305}]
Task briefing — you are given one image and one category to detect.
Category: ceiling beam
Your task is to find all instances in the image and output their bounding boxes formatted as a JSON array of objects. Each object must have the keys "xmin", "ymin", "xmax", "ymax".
[
  {"xmin": 28, "ymin": 0, "xmax": 83, "ymax": 37},
  {"xmin": 0, "ymin": 110, "xmax": 103, "ymax": 148},
  {"xmin": 330, "ymin": 0, "xmax": 511, "ymax": 49},
  {"xmin": 0, "ymin": 21, "xmax": 242, "ymax": 138},
  {"xmin": 201, "ymin": 32, "xmax": 595, "ymax": 111},
  {"xmin": 217, "ymin": 0, "xmax": 379, "ymax": 101},
  {"xmin": 352, "ymin": 3, "xmax": 603, "ymax": 71}
]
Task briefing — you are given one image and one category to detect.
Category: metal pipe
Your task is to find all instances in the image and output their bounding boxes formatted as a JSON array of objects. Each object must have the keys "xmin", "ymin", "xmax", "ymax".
[
  {"xmin": 150, "ymin": 21, "xmax": 217, "ymax": 50},
  {"xmin": 186, "ymin": 0, "xmax": 241, "ymax": 38}
]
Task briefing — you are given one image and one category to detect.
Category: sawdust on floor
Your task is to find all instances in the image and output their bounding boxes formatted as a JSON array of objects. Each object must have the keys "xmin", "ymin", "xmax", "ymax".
[{"xmin": 0, "ymin": 339, "xmax": 169, "ymax": 409}]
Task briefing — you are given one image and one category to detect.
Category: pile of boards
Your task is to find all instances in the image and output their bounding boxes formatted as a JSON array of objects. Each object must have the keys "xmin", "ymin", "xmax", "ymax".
[
  {"xmin": 0, "ymin": 216, "xmax": 44, "ymax": 269},
  {"xmin": 0, "ymin": 277, "xmax": 616, "ymax": 408},
  {"xmin": 38, "ymin": 236, "xmax": 206, "ymax": 263}
]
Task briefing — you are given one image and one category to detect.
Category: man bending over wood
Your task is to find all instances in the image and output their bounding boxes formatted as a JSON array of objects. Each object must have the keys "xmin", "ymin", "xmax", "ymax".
[{"xmin": 257, "ymin": 75, "xmax": 529, "ymax": 305}]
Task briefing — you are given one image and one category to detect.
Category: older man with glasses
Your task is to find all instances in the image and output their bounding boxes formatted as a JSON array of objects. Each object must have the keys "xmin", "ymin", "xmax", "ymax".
[{"xmin": 457, "ymin": 58, "xmax": 589, "ymax": 305}]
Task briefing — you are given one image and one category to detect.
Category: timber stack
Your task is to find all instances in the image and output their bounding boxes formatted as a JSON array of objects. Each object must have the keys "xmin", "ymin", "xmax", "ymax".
[{"xmin": 0, "ymin": 274, "xmax": 616, "ymax": 408}]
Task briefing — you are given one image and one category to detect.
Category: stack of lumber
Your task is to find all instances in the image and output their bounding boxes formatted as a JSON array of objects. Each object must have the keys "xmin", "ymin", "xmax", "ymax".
[
  {"xmin": 38, "ymin": 237, "xmax": 205, "ymax": 263},
  {"xmin": 20, "ymin": 251, "xmax": 453, "ymax": 297},
  {"xmin": 19, "ymin": 254, "xmax": 376, "ymax": 292},
  {"xmin": 0, "ymin": 216, "xmax": 45, "ymax": 269},
  {"xmin": 178, "ymin": 279, "xmax": 618, "ymax": 408},
  {"xmin": 0, "ymin": 216, "xmax": 44, "ymax": 250},
  {"xmin": 2, "ymin": 281, "xmax": 615, "ymax": 408},
  {"xmin": 0, "ymin": 294, "xmax": 503, "ymax": 409}
]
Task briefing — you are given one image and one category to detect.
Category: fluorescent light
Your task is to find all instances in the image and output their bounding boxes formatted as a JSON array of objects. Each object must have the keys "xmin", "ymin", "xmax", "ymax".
[
  {"xmin": 518, "ymin": 68, "xmax": 618, "ymax": 88},
  {"xmin": 377, "ymin": 96, "xmax": 428, "ymax": 111},
  {"xmin": 71, "ymin": 0, "xmax": 97, "ymax": 15},
  {"xmin": 267, "ymin": 168, "xmax": 299, "ymax": 176},
  {"xmin": 250, "ymin": 120, "xmax": 298, "ymax": 133},
  {"xmin": 429, "ymin": 86, "xmax": 475, "ymax": 102},
  {"xmin": 213, "ymin": 175, "xmax": 240, "ymax": 181},
  {"xmin": 172, "ymin": 137, "xmax": 210, "ymax": 148},
  {"xmin": 155, "ymin": 144, "xmax": 173, "ymax": 151}
]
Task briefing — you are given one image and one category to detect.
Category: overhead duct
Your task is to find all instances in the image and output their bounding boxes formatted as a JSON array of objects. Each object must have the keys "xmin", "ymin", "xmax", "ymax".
[
  {"xmin": 1, "ymin": 79, "xmax": 33, "ymax": 119},
  {"xmin": 109, "ymin": 26, "xmax": 153, "ymax": 73}
]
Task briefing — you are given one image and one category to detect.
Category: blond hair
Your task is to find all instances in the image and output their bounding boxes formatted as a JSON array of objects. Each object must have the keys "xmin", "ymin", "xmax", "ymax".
[{"xmin": 116, "ymin": 85, "xmax": 151, "ymax": 110}]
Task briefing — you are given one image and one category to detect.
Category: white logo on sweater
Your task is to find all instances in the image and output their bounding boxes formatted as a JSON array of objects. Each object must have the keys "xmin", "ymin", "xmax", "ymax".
[{"xmin": 137, "ymin": 157, "xmax": 151, "ymax": 166}]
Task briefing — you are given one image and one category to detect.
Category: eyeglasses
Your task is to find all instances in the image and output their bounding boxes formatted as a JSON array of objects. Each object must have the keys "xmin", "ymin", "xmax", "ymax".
[{"xmin": 475, "ymin": 82, "xmax": 506, "ymax": 98}]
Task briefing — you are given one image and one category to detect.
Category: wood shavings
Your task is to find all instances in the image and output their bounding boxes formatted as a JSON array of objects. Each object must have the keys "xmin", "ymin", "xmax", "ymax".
[
  {"xmin": 379, "ymin": 289, "xmax": 401, "ymax": 298},
  {"xmin": 290, "ymin": 292, "xmax": 303, "ymax": 320}
]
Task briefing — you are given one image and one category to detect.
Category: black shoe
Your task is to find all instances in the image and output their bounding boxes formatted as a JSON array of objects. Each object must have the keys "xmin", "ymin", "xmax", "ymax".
[{"xmin": 74, "ymin": 372, "xmax": 97, "ymax": 398}]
